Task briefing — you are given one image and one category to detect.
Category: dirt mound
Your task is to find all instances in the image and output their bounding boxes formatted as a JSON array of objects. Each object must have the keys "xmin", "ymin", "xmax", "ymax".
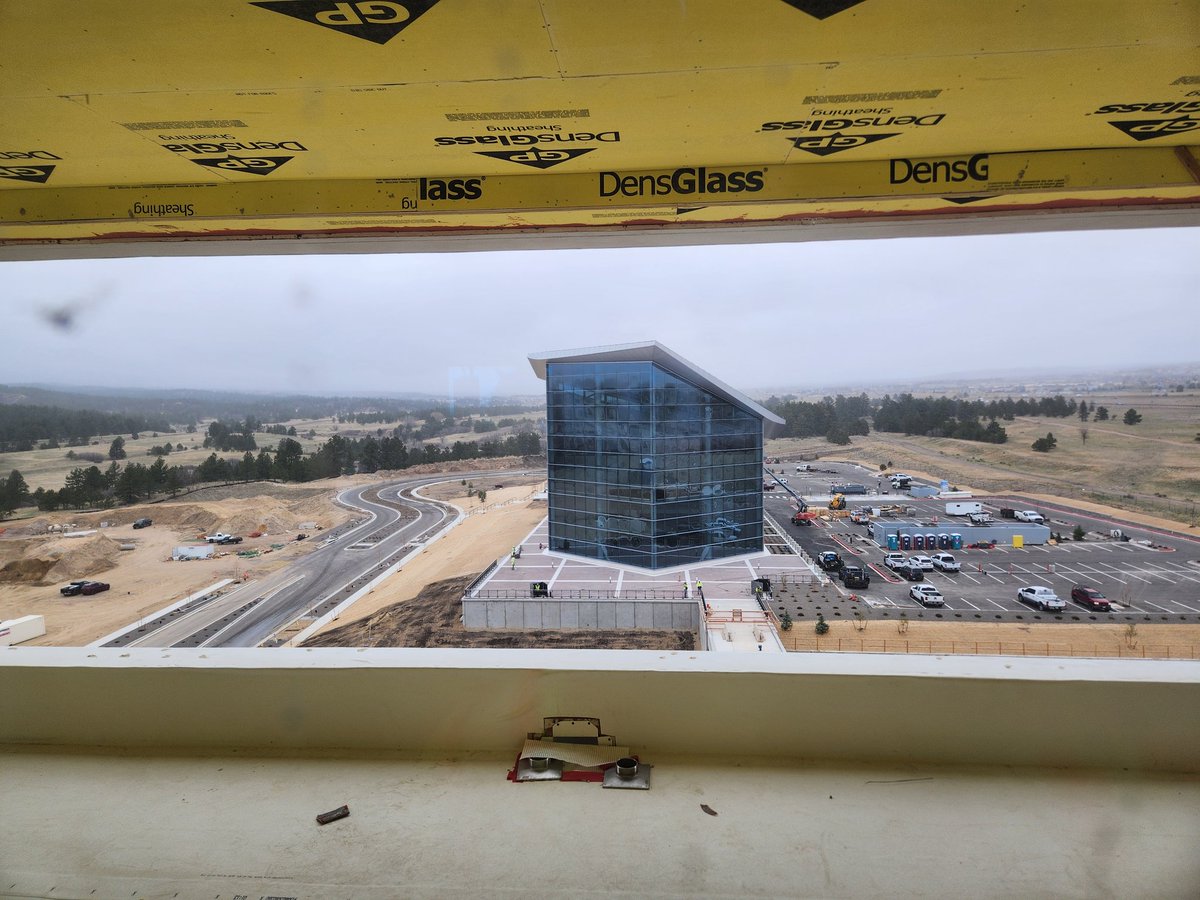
[
  {"xmin": 134, "ymin": 496, "xmax": 309, "ymax": 538},
  {"xmin": 0, "ymin": 538, "xmax": 40, "ymax": 565},
  {"xmin": 44, "ymin": 534, "xmax": 122, "ymax": 582},
  {"xmin": 380, "ymin": 455, "xmax": 543, "ymax": 478},
  {"xmin": 305, "ymin": 573, "xmax": 694, "ymax": 651},
  {"xmin": 3, "ymin": 518, "xmax": 54, "ymax": 536},
  {"xmin": 220, "ymin": 496, "xmax": 304, "ymax": 536},
  {"xmin": 0, "ymin": 557, "xmax": 55, "ymax": 584},
  {"xmin": 130, "ymin": 503, "xmax": 220, "ymax": 534}
]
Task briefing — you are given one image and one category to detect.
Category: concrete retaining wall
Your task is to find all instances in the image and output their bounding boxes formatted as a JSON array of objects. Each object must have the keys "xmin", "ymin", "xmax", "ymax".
[{"xmin": 463, "ymin": 598, "xmax": 702, "ymax": 632}]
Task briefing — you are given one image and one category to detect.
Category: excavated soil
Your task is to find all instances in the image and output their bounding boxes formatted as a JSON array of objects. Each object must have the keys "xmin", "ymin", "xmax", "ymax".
[
  {"xmin": 0, "ymin": 534, "xmax": 122, "ymax": 585},
  {"xmin": 0, "ymin": 557, "xmax": 55, "ymax": 583},
  {"xmin": 304, "ymin": 573, "xmax": 695, "ymax": 650}
]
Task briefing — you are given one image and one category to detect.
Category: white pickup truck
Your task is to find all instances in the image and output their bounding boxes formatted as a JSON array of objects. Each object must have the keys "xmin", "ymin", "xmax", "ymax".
[{"xmin": 1014, "ymin": 510, "xmax": 1045, "ymax": 524}]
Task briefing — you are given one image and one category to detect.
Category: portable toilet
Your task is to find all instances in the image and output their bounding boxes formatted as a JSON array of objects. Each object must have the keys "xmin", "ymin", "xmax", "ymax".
[
  {"xmin": 913, "ymin": 534, "xmax": 924, "ymax": 550},
  {"xmin": 938, "ymin": 533, "xmax": 950, "ymax": 549},
  {"xmin": 901, "ymin": 534, "xmax": 912, "ymax": 550},
  {"xmin": 951, "ymin": 533, "xmax": 963, "ymax": 550},
  {"xmin": 887, "ymin": 534, "xmax": 899, "ymax": 551},
  {"xmin": 926, "ymin": 533, "xmax": 938, "ymax": 551}
]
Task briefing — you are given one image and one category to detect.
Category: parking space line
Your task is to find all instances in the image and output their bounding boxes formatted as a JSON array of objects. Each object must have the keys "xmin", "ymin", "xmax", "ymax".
[
  {"xmin": 959, "ymin": 597, "xmax": 981, "ymax": 610},
  {"xmin": 959, "ymin": 572, "xmax": 981, "ymax": 585},
  {"xmin": 1122, "ymin": 571, "xmax": 1154, "ymax": 583},
  {"xmin": 1129, "ymin": 567, "xmax": 1176, "ymax": 583},
  {"xmin": 1073, "ymin": 564, "xmax": 1116, "ymax": 582},
  {"xmin": 1143, "ymin": 601, "xmax": 1175, "ymax": 613},
  {"xmin": 986, "ymin": 598, "xmax": 1006, "ymax": 611},
  {"xmin": 1173, "ymin": 600, "xmax": 1200, "ymax": 613},
  {"xmin": 1073, "ymin": 545, "xmax": 1093, "ymax": 552},
  {"xmin": 1095, "ymin": 544, "xmax": 1113, "ymax": 552},
  {"xmin": 1147, "ymin": 565, "xmax": 1200, "ymax": 584}
]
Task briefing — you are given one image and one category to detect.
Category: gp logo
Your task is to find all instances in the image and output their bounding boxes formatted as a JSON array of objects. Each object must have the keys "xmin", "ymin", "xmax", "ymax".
[
  {"xmin": 189, "ymin": 155, "xmax": 294, "ymax": 175},
  {"xmin": 251, "ymin": 0, "xmax": 442, "ymax": 44}
]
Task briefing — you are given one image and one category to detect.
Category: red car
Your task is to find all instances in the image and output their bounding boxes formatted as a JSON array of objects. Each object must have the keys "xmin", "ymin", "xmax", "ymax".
[
  {"xmin": 1070, "ymin": 585, "xmax": 1110, "ymax": 611},
  {"xmin": 80, "ymin": 581, "xmax": 110, "ymax": 596}
]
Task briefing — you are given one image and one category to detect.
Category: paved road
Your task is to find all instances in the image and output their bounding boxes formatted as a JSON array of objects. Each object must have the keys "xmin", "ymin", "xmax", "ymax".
[{"xmin": 112, "ymin": 470, "xmax": 534, "ymax": 648}]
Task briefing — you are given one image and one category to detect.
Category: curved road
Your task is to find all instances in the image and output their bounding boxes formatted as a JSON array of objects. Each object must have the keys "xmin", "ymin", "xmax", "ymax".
[{"xmin": 113, "ymin": 470, "xmax": 532, "ymax": 649}]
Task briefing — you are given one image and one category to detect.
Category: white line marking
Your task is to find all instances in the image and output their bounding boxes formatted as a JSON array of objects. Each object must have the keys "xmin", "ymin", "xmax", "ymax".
[{"xmin": 1128, "ymin": 567, "xmax": 1175, "ymax": 583}]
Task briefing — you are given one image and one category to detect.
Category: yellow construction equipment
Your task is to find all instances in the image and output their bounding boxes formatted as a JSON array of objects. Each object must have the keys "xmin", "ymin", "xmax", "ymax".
[{"xmin": 828, "ymin": 494, "xmax": 846, "ymax": 511}]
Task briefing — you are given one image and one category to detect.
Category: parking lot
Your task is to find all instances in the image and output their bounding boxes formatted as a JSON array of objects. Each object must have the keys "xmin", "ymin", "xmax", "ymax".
[{"xmin": 763, "ymin": 461, "xmax": 1200, "ymax": 624}]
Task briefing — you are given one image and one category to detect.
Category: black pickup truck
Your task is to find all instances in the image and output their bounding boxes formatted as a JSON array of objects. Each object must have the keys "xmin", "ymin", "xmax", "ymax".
[
  {"xmin": 838, "ymin": 565, "xmax": 871, "ymax": 589},
  {"xmin": 816, "ymin": 551, "xmax": 844, "ymax": 572}
]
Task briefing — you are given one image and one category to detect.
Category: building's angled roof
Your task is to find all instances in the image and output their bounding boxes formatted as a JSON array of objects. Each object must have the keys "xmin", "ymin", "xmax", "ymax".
[{"xmin": 528, "ymin": 341, "xmax": 785, "ymax": 426}]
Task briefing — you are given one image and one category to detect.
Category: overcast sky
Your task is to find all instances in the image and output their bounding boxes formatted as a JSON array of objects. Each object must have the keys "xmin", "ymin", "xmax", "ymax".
[{"xmin": 3, "ymin": 227, "xmax": 1197, "ymax": 401}]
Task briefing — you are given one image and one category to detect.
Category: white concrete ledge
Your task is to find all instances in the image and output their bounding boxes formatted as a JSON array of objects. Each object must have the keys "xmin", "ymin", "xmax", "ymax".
[{"xmin": 3, "ymin": 648, "xmax": 1198, "ymax": 772}]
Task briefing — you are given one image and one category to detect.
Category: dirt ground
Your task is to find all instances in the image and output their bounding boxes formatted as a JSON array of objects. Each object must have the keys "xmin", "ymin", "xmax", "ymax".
[
  {"xmin": 303, "ymin": 573, "xmax": 695, "ymax": 650},
  {"xmin": 0, "ymin": 479, "xmax": 363, "ymax": 646},
  {"xmin": 781, "ymin": 618, "xmax": 1200, "ymax": 659},
  {"xmin": 7, "ymin": 458, "xmax": 1197, "ymax": 656},
  {"xmin": 306, "ymin": 480, "xmax": 548, "ymax": 637}
]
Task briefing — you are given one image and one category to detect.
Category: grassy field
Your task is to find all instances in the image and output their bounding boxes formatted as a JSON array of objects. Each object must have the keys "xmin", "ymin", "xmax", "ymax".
[
  {"xmin": 0, "ymin": 411, "xmax": 545, "ymax": 494},
  {"xmin": 0, "ymin": 421, "xmax": 339, "ymax": 492},
  {"xmin": 767, "ymin": 389, "xmax": 1200, "ymax": 526}
]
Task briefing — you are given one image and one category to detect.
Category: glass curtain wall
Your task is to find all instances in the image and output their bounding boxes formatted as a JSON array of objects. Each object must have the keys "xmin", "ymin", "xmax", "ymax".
[{"xmin": 546, "ymin": 361, "xmax": 763, "ymax": 568}]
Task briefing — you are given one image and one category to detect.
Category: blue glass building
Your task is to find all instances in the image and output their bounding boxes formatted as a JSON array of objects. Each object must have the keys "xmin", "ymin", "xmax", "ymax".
[{"xmin": 529, "ymin": 342, "xmax": 784, "ymax": 570}]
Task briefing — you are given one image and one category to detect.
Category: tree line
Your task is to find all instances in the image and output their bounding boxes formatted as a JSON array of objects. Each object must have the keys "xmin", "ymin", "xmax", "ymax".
[
  {"xmin": 2, "ymin": 430, "xmax": 543, "ymax": 515},
  {"xmin": 766, "ymin": 393, "xmax": 1109, "ymax": 446},
  {"xmin": 0, "ymin": 404, "xmax": 171, "ymax": 452}
]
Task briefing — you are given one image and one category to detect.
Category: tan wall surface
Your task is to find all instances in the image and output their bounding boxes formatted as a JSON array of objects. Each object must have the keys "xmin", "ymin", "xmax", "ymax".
[{"xmin": 4, "ymin": 647, "xmax": 1198, "ymax": 772}]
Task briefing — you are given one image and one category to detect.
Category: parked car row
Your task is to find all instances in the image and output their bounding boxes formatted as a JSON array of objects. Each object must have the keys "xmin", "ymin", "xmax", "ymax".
[
  {"xmin": 883, "ymin": 551, "xmax": 961, "ymax": 577},
  {"xmin": 814, "ymin": 536, "xmax": 1113, "ymax": 614}
]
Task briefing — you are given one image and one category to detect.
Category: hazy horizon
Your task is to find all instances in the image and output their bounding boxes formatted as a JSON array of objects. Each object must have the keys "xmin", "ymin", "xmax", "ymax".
[{"xmin": 4, "ymin": 227, "xmax": 1198, "ymax": 402}]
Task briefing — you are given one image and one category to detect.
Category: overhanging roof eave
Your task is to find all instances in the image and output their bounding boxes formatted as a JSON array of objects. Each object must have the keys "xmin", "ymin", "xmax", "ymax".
[{"xmin": 528, "ymin": 341, "xmax": 785, "ymax": 426}]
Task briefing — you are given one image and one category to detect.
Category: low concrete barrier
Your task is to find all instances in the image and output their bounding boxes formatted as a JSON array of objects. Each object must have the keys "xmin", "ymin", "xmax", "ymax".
[{"xmin": 462, "ymin": 598, "xmax": 701, "ymax": 632}]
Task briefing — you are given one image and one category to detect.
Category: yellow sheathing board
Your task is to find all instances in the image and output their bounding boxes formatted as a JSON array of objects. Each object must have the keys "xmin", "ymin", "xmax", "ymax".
[
  {"xmin": 1, "ymin": 1, "xmax": 1198, "ymax": 246},
  {"xmin": 3, "ymin": 147, "xmax": 1197, "ymax": 228}
]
